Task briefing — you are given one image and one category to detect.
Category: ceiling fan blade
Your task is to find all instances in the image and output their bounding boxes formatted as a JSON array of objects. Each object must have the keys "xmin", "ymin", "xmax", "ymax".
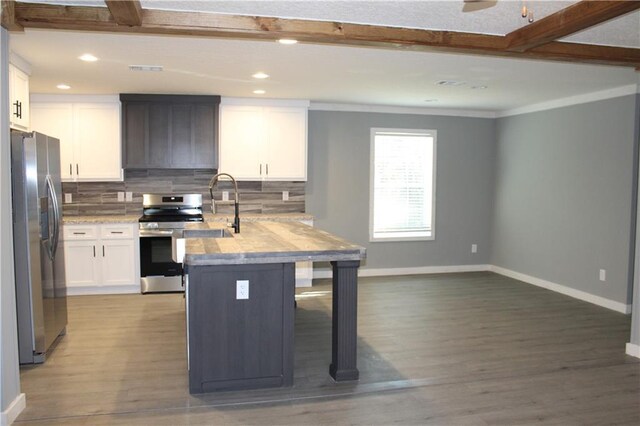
[{"xmin": 462, "ymin": 0, "xmax": 498, "ymax": 13}]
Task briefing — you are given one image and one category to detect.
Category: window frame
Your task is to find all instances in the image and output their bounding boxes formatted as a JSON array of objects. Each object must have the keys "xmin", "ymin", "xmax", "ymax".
[{"xmin": 369, "ymin": 127, "xmax": 437, "ymax": 243}]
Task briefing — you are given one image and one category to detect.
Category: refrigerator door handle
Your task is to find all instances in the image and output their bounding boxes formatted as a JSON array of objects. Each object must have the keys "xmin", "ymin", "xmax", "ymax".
[{"xmin": 46, "ymin": 175, "xmax": 61, "ymax": 259}]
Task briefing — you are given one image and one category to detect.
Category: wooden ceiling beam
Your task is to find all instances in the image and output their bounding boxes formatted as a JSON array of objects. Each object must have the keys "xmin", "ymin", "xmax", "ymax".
[
  {"xmin": 12, "ymin": 2, "xmax": 640, "ymax": 68},
  {"xmin": 104, "ymin": 0, "xmax": 142, "ymax": 27},
  {"xmin": 1, "ymin": 0, "xmax": 24, "ymax": 31},
  {"xmin": 506, "ymin": 0, "xmax": 640, "ymax": 52}
]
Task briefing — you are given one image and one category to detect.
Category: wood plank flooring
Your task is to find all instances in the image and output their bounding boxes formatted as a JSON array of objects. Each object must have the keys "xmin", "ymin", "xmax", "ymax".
[{"xmin": 15, "ymin": 272, "xmax": 640, "ymax": 425}]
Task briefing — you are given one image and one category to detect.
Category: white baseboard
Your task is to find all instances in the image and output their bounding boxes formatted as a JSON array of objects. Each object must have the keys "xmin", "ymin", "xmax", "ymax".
[
  {"xmin": 626, "ymin": 343, "xmax": 640, "ymax": 358},
  {"xmin": 1, "ymin": 393, "xmax": 25, "ymax": 426},
  {"xmin": 489, "ymin": 265, "xmax": 631, "ymax": 314},
  {"xmin": 313, "ymin": 264, "xmax": 490, "ymax": 279},
  {"xmin": 67, "ymin": 284, "xmax": 140, "ymax": 296}
]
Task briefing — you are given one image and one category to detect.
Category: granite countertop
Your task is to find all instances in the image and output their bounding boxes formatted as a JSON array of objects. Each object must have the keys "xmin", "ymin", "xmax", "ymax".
[
  {"xmin": 63, "ymin": 215, "xmax": 141, "ymax": 224},
  {"xmin": 203, "ymin": 213, "xmax": 314, "ymax": 222},
  {"xmin": 179, "ymin": 221, "xmax": 365, "ymax": 266},
  {"xmin": 63, "ymin": 213, "xmax": 313, "ymax": 225}
]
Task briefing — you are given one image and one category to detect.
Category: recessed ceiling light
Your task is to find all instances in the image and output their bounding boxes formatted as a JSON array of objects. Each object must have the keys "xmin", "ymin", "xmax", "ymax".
[
  {"xmin": 253, "ymin": 90, "xmax": 266, "ymax": 95},
  {"xmin": 471, "ymin": 85, "xmax": 488, "ymax": 90},
  {"xmin": 252, "ymin": 72, "xmax": 269, "ymax": 79},
  {"xmin": 435, "ymin": 80, "xmax": 466, "ymax": 86},
  {"xmin": 56, "ymin": 84, "xmax": 71, "ymax": 90},
  {"xmin": 129, "ymin": 65, "xmax": 164, "ymax": 72},
  {"xmin": 278, "ymin": 38, "xmax": 298, "ymax": 45},
  {"xmin": 79, "ymin": 53, "xmax": 98, "ymax": 62}
]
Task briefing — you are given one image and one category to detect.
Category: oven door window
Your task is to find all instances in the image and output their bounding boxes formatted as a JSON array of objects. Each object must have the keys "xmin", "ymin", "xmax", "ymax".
[{"xmin": 140, "ymin": 236, "xmax": 183, "ymax": 277}]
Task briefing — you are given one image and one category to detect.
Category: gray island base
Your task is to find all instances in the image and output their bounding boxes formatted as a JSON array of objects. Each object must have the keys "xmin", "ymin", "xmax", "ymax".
[{"xmin": 179, "ymin": 222, "xmax": 366, "ymax": 393}]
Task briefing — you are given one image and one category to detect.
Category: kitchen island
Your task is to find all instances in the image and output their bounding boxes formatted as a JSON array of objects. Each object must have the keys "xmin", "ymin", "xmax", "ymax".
[{"xmin": 176, "ymin": 221, "xmax": 366, "ymax": 393}]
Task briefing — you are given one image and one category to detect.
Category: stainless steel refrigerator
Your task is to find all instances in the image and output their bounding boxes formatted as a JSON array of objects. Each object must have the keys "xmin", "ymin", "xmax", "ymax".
[{"xmin": 11, "ymin": 131, "xmax": 67, "ymax": 364}]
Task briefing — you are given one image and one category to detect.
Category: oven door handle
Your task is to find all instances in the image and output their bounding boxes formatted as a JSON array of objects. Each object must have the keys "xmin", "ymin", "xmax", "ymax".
[{"xmin": 139, "ymin": 230, "xmax": 176, "ymax": 237}]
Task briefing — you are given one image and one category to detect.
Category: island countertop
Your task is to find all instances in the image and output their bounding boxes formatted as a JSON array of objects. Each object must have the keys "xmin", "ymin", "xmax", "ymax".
[{"xmin": 180, "ymin": 221, "xmax": 366, "ymax": 266}]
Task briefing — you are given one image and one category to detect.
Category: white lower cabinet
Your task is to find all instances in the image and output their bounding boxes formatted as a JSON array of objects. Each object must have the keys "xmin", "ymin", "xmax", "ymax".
[{"xmin": 63, "ymin": 223, "xmax": 139, "ymax": 294}]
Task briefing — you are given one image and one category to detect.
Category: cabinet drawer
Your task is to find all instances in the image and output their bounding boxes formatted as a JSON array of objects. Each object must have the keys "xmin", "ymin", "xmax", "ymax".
[
  {"xmin": 63, "ymin": 225, "xmax": 98, "ymax": 240},
  {"xmin": 100, "ymin": 224, "xmax": 134, "ymax": 239}
]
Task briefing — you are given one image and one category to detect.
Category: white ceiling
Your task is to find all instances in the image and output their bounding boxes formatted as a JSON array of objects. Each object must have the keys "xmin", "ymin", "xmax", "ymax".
[{"xmin": 9, "ymin": 1, "xmax": 640, "ymax": 113}]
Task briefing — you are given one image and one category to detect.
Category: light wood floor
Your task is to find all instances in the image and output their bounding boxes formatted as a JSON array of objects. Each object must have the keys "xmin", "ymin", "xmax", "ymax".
[{"xmin": 16, "ymin": 272, "xmax": 640, "ymax": 425}]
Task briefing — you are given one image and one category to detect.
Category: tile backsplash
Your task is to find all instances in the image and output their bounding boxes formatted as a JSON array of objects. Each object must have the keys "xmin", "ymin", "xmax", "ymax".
[{"xmin": 62, "ymin": 169, "xmax": 305, "ymax": 216}]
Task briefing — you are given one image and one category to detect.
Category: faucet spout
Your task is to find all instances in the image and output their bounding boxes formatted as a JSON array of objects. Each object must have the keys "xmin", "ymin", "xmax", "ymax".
[{"xmin": 208, "ymin": 172, "xmax": 240, "ymax": 233}]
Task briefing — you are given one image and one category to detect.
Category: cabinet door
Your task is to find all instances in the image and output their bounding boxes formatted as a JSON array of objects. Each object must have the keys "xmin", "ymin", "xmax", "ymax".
[
  {"xmin": 123, "ymin": 102, "xmax": 148, "ymax": 168},
  {"xmin": 219, "ymin": 106, "xmax": 264, "ymax": 180},
  {"xmin": 264, "ymin": 107, "xmax": 307, "ymax": 181},
  {"xmin": 170, "ymin": 104, "xmax": 193, "ymax": 167},
  {"xmin": 64, "ymin": 240, "xmax": 100, "ymax": 287},
  {"xmin": 192, "ymin": 104, "xmax": 217, "ymax": 168},
  {"xmin": 9, "ymin": 64, "xmax": 30, "ymax": 131},
  {"xmin": 31, "ymin": 103, "xmax": 75, "ymax": 181},
  {"xmin": 101, "ymin": 239, "xmax": 136, "ymax": 286},
  {"xmin": 74, "ymin": 103, "xmax": 122, "ymax": 180}
]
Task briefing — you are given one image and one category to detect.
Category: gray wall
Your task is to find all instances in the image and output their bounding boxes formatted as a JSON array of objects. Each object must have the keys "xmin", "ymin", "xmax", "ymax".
[
  {"xmin": 307, "ymin": 110, "xmax": 496, "ymax": 269},
  {"xmin": 1, "ymin": 27, "xmax": 22, "ymax": 415},
  {"xmin": 631, "ymin": 93, "xmax": 640, "ymax": 346},
  {"xmin": 492, "ymin": 95, "xmax": 638, "ymax": 305}
]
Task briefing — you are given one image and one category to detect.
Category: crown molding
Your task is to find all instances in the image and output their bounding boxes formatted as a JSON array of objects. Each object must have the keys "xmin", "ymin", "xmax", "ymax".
[
  {"xmin": 497, "ymin": 84, "xmax": 638, "ymax": 118},
  {"xmin": 309, "ymin": 102, "xmax": 496, "ymax": 119}
]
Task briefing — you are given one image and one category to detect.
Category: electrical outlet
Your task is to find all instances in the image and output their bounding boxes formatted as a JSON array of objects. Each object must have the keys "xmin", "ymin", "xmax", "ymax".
[
  {"xmin": 126, "ymin": 191, "xmax": 133, "ymax": 202},
  {"xmin": 282, "ymin": 191, "xmax": 289, "ymax": 201},
  {"xmin": 471, "ymin": 244, "xmax": 478, "ymax": 253},
  {"xmin": 599, "ymin": 269, "xmax": 606, "ymax": 282},
  {"xmin": 64, "ymin": 193, "xmax": 72, "ymax": 204},
  {"xmin": 222, "ymin": 191, "xmax": 229, "ymax": 201},
  {"xmin": 117, "ymin": 192, "xmax": 125, "ymax": 202},
  {"xmin": 236, "ymin": 280, "xmax": 249, "ymax": 300}
]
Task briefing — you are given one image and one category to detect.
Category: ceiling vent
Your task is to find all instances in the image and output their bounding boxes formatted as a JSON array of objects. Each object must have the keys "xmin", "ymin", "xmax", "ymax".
[
  {"xmin": 435, "ymin": 80, "xmax": 466, "ymax": 86},
  {"xmin": 129, "ymin": 65, "xmax": 163, "ymax": 72}
]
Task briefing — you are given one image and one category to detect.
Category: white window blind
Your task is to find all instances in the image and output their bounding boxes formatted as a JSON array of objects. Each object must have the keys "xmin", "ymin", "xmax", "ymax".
[{"xmin": 370, "ymin": 129, "xmax": 436, "ymax": 241}]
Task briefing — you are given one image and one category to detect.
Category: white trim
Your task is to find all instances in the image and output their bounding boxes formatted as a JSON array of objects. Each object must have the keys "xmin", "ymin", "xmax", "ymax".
[
  {"xmin": 30, "ymin": 94, "xmax": 120, "ymax": 103},
  {"xmin": 8, "ymin": 52, "xmax": 30, "ymax": 75},
  {"xmin": 313, "ymin": 264, "xmax": 491, "ymax": 279},
  {"xmin": 626, "ymin": 343, "xmax": 640, "ymax": 358},
  {"xmin": 66, "ymin": 285, "xmax": 140, "ymax": 296},
  {"xmin": 1, "ymin": 393, "xmax": 25, "ymax": 426},
  {"xmin": 309, "ymin": 102, "xmax": 496, "ymax": 118},
  {"xmin": 497, "ymin": 84, "xmax": 638, "ymax": 118},
  {"xmin": 489, "ymin": 265, "xmax": 631, "ymax": 314},
  {"xmin": 221, "ymin": 97, "xmax": 310, "ymax": 108}
]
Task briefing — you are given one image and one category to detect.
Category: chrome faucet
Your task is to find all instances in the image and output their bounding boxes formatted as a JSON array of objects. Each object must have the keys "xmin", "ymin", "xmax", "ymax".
[{"xmin": 208, "ymin": 172, "xmax": 240, "ymax": 233}]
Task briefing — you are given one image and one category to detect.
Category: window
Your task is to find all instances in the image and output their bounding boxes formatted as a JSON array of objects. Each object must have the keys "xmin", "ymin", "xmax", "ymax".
[{"xmin": 370, "ymin": 128, "xmax": 436, "ymax": 242}]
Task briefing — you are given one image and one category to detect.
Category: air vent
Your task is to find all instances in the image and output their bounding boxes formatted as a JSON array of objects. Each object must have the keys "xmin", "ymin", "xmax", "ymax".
[
  {"xmin": 129, "ymin": 65, "xmax": 163, "ymax": 72},
  {"xmin": 435, "ymin": 80, "xmax": 466, "ymax": 86}
]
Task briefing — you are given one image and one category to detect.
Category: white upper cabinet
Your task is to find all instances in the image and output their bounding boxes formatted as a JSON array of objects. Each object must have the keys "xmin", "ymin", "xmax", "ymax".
[
  {"xmin": 9, "ymin": 62, "xmax": 30, "ymax": 131},
  {"xmin": 219, "ymin": 99, "xmax": 309, "ymax": 181},
  {"xmin": 30, "ymin": 96, "xmax": 122, "ymax": 182}
]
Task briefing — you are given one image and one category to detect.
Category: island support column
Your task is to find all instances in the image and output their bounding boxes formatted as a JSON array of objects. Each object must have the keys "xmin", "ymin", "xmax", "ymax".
[{"xmin": 329, "ymin": 260, "xmax": 360, "ymax": 381}]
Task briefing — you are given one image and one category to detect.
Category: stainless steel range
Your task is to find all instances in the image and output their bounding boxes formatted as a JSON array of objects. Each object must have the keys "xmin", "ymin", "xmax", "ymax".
[{"xmin": 139, "ymin": 194, "xmax": 203, "ymax": 294}]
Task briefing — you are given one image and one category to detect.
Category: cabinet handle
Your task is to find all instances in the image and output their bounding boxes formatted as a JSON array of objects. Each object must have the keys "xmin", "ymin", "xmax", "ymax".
[
  {"xmin": 76, "ymin": 164, "xmax": 79, "ymax": 175},
  {"xmin": 93, "ymin": 245, "xmax": 96, "ymax": 257},
  {"xmin": 266, "ymin": 163, "xmax": 269, "ymax": 175},
  {"xmin": 69, "ymin": 164, "xmax": 72, "ymax": 176},
  {"xmin": 110, "ymin": 231, "xmax": 123, "ymax": 234},
  {"xmin": 259, "ymin": 164, "xmax": 262, "ymax": 175},
  {"xmin": 73, "ymin": 232, "xmax": 86, "ymax": 235},
  {"xmin": 17, "ymin": 101, "xmax": 22, "ymax": 119},
  {"xmin": 12, "ymin": 101, "xmax": 20, "ymax": 118},
  {"xmin": 102, "ymin": 246, "xmax": 105, "ymax": 257}
]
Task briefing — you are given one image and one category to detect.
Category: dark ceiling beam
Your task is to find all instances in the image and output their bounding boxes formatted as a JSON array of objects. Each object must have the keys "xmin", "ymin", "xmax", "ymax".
[
  {"xmin": 11, "ymin": 2, "xmax": 640, "ymax": 68},
  {"xmin": 506, "ymin": 0, "xmax": 640, "ymax": 52},
  {"xmin": 104, "ymin": 0, "xmax": 142, "ymax": 27},
  {"xmin": 1, "ymin": 0, "xmax": 24, "ymax": 31}
]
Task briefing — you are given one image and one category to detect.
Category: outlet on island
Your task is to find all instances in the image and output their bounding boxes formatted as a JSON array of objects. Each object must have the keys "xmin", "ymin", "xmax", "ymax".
[{"xmin": 236, "ymin": 280, "xmax": 249, "ymax": 300}]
